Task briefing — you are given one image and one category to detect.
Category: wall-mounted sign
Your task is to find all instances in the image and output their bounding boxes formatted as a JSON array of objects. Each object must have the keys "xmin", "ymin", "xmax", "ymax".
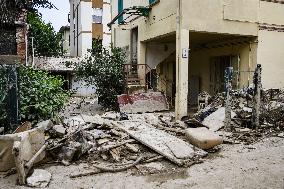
[{"xmin": 182, "ymin": 48, "xmax": 188, "ymax": 58}]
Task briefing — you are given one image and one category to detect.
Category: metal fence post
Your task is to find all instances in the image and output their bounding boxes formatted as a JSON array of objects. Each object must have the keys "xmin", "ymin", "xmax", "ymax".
[
  {"xmin": 252, "ymin": 64, "xmax": 262, "ymax": 129},
  {"xmin": 7, "ymin": 64, "xmax": 19, "ymax": 130},
  {"xmin": 224, "ymin": 67, "xmax": 233, "ymax": 130}
]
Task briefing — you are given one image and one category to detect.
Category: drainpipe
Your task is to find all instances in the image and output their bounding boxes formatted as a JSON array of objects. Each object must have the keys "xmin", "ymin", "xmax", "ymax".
[{"xmin": 25, "ymin": 24, "xmax": 29, "ymax": 66}]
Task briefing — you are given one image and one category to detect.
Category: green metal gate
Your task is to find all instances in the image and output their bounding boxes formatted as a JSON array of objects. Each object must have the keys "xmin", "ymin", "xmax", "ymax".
[{"xmin": 0, "ymin": 61, "xmax": 19, "ymax": 133}]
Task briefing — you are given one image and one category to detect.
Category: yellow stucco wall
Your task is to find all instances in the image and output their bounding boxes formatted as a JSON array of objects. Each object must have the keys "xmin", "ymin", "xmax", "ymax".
[
  {"xmin": 259, "ymin": 1, "xmax": 284, "ymax": 25},
  {"xmin": 257, "ymin": 1, "xmax": 284, "ymax": 89},
  {"xmin": 157, "ymin": 41, "xmax": 258, "ymax": 97},
  {"xmin": 189, "ymin": 43, "xmax": 257, "ymax": 94},
  {"xmin": 181, "ymin": 0, "xmax": 258, "ymax": 36},
  {"xmin": 138, "ymin": 0, "xmax": 177, "ymax": 41},
  {"xmin": 258, "ymin": 30, "xmax": 284, "ymax": 89},
  {"xmin": 112, "ymin": 0, "xmax": 284, "ymax": 92}
]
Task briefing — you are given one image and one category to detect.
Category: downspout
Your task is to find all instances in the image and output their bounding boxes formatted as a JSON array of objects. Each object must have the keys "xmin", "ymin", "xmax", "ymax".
[{"xmin": 25, "ymin": 24, "xmax": 28, "ymax": 66}]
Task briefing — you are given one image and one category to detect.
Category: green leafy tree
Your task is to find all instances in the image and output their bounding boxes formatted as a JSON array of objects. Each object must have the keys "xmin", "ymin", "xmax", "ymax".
[
  {"xmin": 0, "ymin": 0, "xmax": 55, "ymax": 25},
  {"xmin": 76, "ymin": 40, "xmax": 126, "ymax": 110},
  {"xmin": 27, "ymin": 12, "xmax": 62, "ymax": 57}
]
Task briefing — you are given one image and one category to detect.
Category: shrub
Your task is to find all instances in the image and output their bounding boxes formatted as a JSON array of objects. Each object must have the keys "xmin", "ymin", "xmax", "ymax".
[
  {"xmin": 76, "ymin": 40, "xmax": 126, "ymax": 110},
  {"xmin": 0, "ymin": 65, "xmax": 69, "ymax": 127}
]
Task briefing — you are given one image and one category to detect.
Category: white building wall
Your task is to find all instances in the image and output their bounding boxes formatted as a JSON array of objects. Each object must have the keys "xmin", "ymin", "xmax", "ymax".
[
  {"xmin": 103, "ymin": 2, "xmax": 112, "ymax": 47},
  {"xmin": 70, "ymin": 0, "xmax": 112, "ymax": 57},
  {"xmin": 69, "ymin": 0, "xmax": 92, "ymax": 57},
  {"xmin": 62, "ymin": 29, "xmax": 71, "ymax": 56}
]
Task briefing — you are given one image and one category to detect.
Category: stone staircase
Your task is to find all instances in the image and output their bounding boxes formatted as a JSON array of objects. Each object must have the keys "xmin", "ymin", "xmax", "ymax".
[{"xmin": 125, "ymin": 73, "xmax": 147, "ymax": 94}]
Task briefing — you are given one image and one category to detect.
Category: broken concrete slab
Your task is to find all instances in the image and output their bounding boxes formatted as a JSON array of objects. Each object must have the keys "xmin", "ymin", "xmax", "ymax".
[
  {"xmin": 101, "ymin": 112, "xmax": 119, "ymax": 120},
  {"xmin": 64, "ymin": 115, "xmax": 86, "ymax": 127},
  {"xmin": 80, "ymin": 114, "xmax": 105, "ymax": 125},
  {"xmin": 202, "ymin": 107, "xmax": 236, "ymax": 131},
  {"xmin": 36, "ymin": 120, "xmax": 54, "ymax": 131},
  {"xmin": 117, "ymin": 92, "xmax": 169, "ymax": 114},
  {"xmin": 26, "ymin": 169, "xmax": 51, "ymax": 188},
  {"xmin": 185, "ymin": 127, "xmax": 223, "ymax": 150},
  {"xmin": 115, "ymin": 121, "xmax": 202, "ymax": 165},
  {"xmin": 50, "ymin": 125, "xmax": 66, "ymax": 138}
]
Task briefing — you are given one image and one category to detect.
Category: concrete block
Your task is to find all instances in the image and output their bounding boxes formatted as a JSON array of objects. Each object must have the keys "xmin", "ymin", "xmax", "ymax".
[
  {"xmin": 202, "ymin": 107, "xmax": 236, "ymax": 131},
  {"xmin": 185, "ymin": 127, "xmax": 223, "ymax": 150},
  {"xmin": 36, "ymin": 120, "xmax": 54, "ymax": 131},
  {"xmin": 27, "ymin": 169, "xmax": 51, "ymax": 188},
  {"xmin": 50, "ymin": 125, "xmax": 66, "ymax": 138},
  {"xmin": 117, "ymin": 92, "xmax": 169, "ymax": 113}
]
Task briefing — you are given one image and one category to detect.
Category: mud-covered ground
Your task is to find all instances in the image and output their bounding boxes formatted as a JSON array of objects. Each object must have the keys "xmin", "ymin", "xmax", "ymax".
[{"xmin": 1, "ymin": 136, "xmax": 283, "ymax": 189}]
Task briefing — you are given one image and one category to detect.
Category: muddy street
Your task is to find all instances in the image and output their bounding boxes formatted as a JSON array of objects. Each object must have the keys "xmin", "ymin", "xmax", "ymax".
[{"xmin": 1, "ymin": 136, "xmax": 283, "ymax": 189}]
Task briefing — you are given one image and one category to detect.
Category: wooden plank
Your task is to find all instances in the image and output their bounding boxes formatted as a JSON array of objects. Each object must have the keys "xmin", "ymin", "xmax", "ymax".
[
  {"xmin": 0, "ymin": 55, "xmax": 19, "ymax": 64},
  {"xmin": 114, "ymin": 121, "xmax": 197, "ymax": 166}
]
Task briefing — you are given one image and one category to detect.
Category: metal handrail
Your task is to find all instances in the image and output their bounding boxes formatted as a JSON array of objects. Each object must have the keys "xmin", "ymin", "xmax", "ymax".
[{"xmin": 123, "ymin": 64, "xmax": 173, "ymax": 97}]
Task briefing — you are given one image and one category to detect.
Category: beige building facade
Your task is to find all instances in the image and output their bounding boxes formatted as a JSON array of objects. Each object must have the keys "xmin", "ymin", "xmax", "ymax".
[{"xmin": 110, "ymin": 0, "xmax": 284, "ymax": 119}]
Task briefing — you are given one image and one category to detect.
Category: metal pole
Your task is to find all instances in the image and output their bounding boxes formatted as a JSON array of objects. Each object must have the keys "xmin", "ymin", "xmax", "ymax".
[
  {"xmin": 31, "ymin": 37, "xmax": 35, "ymax": 67},
  {"xmin": 25, "ymin": 25, "xmax": 28, "ymax": 66},
  {"xmin": 252, "ymin": 64, "xmax": 262, "ymax": 129},
  {"xmin": 224, "ymin": 67, "xmax": 233, "ymax": 130}
]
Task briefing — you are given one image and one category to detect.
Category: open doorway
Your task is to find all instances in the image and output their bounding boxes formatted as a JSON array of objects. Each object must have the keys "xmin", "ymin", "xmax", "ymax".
[{"xmin": 209, "ymin": 55, "xmax": 240, "ymax": 94}]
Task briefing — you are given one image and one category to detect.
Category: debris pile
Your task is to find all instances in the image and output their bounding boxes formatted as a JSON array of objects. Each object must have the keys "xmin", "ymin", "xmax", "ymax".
[
  {"xmin": 2, "ymin": 87, "xmax": 283, "ymax": 187},
  {"xmin": 45, "ymin": 113, "xmax": 207, "ymax": 170},
  {"xmin": 191, "ymin": 88, "xmax": 284, "ymax": 144}
]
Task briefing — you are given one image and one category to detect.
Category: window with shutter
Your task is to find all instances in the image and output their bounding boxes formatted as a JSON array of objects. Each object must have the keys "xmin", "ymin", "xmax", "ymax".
[{"xmin": 93, "ymin": 8, "xmax": 103, "ymax": 24}]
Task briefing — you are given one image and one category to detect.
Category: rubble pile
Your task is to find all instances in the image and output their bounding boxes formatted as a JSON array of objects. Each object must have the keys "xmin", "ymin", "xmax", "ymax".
[
  {"xmin": 46, "ymin": 114, "xmax": 150, "ymax": 166},
  {"xmin": 2, "ymin": 88, "xmax": 283, "ymax": 187},
  {"xmin": 192, "ymin": 88, "xmax": 284, "ymax": 144},
  {"xmin": 45, "ymin": 112, "xmax": 206, "ymax": 173}
]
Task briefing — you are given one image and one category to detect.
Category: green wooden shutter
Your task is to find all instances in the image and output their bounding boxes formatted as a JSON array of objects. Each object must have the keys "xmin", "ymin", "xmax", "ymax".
[
  {"xmin": 118, "ymin": 0, "xmax": 123, "ymax": 24},
  {"xmin": 149, "ymin": 0, "xmax": 156, "ymax": 5}
]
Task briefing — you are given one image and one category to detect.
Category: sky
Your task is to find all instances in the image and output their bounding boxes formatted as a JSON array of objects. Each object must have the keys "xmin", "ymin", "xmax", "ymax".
[{"xmin": 39, "ymin": 0, "xmax": 70, "ymax": 32}]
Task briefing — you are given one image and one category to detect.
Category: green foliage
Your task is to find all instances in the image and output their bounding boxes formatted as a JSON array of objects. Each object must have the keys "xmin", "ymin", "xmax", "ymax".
[
  {"xmin": 27, "ymin": 11, "xmax": 62, "ymax": 57},
  {"xmin": 0, "ymin": 0, "xmax": 55, "ymax": 26},
  {"xmin": 19, "ymin": 66, "xmax": 69, "ymax": 121},
  {"xmin": 76, "ymin": 40, "xmax": 126, "ymax": 110},
  {"xmin": 0, "ymin": 65, "xmax": 69, "ymax": 127}
]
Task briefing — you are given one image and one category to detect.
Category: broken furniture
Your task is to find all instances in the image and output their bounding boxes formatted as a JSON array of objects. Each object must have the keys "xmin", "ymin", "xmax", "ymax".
[{"xmin": 0, "ymin": 121, "xmax": 50, "ymax": 185}]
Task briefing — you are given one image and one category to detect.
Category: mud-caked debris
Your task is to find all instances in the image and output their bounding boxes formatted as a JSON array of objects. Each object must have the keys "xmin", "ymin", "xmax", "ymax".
[
  {"xmin": 26, "ymin": 169, "xmax": 52, "ymax": 188},
  {"xmin": 50, "ymin": 125, "xmax": 66, "ymax": 138},
  {"xmin": 185, "ymin": 127, "xmax": 223, "ymax": 150}
]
